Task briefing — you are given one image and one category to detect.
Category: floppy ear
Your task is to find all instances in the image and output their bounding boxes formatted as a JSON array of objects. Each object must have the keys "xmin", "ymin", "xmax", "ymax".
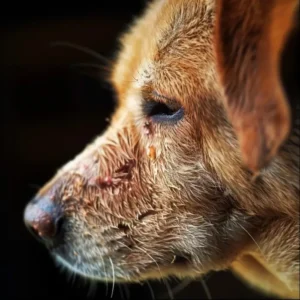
[{"xmin": 214, "ymin": 0, "xmax": 298, "ymax": 174}]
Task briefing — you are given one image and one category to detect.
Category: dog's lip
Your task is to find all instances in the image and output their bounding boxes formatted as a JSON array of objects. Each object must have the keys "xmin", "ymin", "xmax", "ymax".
[
  {"xmin": 54, "ymin": 254, "xmax": 100, "ymax": 280},
  {"xmin": 53, "ymin": 252, "xmax": 192, "ymax": 282},
  {"xmin": 53, "ymin": 253, "xmax": 136, "ymax": 282}
]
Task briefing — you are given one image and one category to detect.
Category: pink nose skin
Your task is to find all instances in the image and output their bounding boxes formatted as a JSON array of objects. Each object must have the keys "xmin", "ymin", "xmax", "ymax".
[{"xmin": 24, "ymin": 196, "xmax": 62, "ymax": 245}]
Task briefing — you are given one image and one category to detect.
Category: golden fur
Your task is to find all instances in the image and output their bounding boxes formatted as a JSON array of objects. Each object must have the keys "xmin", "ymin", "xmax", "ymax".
[{"xmin": 24, "ymin": 0, "xmax": 299, "ymax": 298}]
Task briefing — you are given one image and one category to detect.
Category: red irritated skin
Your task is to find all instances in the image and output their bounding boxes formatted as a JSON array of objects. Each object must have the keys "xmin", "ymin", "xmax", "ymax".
[{"xmin": 24, "ymin": 0, "xmax": 299, "ymax": 299}]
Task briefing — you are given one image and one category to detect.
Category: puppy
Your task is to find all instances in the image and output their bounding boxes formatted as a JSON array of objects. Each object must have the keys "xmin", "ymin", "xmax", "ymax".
[{"xmin": 24, "ymin": 0, "xmax": 299, "ymax": 298}]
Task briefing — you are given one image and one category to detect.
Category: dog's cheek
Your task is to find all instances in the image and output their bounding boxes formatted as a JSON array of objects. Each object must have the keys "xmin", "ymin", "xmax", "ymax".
[{"xmin": 48, "ymin": 114, "xmax": 233, "ymax": 277}]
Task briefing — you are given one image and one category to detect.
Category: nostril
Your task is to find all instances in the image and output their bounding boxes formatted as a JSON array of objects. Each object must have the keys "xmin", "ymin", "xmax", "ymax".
[
  {"xmin": 55, "ymin": 217, "xmax": 64, "ymax": 237},
  {"xmin": 25, "ymin": 222, "xmax": 47, "ymax": 244},
  {"xmin": 24, "ymin": 196, "xmax": 62, "ymax": 245}
]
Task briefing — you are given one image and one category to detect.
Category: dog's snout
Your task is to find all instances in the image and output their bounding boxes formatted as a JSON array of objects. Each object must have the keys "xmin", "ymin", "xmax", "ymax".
[{"xmin": 24, "ymin": 195, "xmax": 63, "ymax": 244}]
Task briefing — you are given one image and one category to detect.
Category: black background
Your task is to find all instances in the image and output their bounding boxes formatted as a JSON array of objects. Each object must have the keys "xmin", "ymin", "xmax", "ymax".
[{"xmin": 3, "ymin": 2, "xmax": 271, "ymax": 299}]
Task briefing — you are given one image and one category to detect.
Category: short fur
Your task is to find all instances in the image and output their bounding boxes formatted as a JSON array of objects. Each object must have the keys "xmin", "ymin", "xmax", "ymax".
[{"xmin": 24, "ymin": 0, "xmax": 299, "ymax": 298}]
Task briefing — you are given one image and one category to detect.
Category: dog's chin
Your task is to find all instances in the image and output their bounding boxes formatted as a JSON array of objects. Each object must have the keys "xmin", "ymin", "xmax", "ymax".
[{"xmin": 53, "ymin": 251, "xmax": 198, "ymax": 283}]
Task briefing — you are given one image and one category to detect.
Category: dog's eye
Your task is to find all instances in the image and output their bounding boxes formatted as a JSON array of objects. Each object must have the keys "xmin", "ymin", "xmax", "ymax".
[{"xmin": 143, "ymin": 100, "xmax": 184, "ymax": 124}]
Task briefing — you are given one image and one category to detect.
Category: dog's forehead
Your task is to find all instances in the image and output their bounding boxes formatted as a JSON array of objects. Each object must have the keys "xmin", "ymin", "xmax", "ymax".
[{"xmin": 111, "ymin": 0, "xmax": 217, "ymax": 106}]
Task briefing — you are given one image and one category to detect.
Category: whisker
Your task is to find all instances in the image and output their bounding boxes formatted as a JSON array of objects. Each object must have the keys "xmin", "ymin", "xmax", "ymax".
[
  {"xmin": 117, "ymin": 241, "xmax": 134, "ymax": 252},
  {"xmin": 118, "ymin": 283, "xmax": 125, "ymax": 300},
  {"xmin": 122, "ymin": 283, "xmax": 130, "ymax": 300},
  {"xmin": 50, "ymin": 41, "xmax": 110, "ymax": 64},
  {"xmin": 168, "ymin": 278, "xmax": 192, "ymax": 297},
  {"xmin": 163, "ymin": 279, "xmax": 174, "ymax": 300},
  {"xmin": 86, "ymin": 280, "xmax": 98, "ymax": 298},
  {"xmin": 200, "ymin": 277, "xmax": 212, "ymax": 300},
  {"xmin": 146, "ymin": 280, "xmax": 156, "ymax": 300},
  {"xmin": 100, "ymin": 256, "xmax": 109, "ymax": 296},
  {"xmin": 68, "ymin": 270, "xmax": 77, "ymax": 287},
  {"xmin": 134, "ymin": 245, "xmax": 163, "ymax": 278},
  {"xmin": 61, "ymin": 261, "xmax": 77, "ymax": 287},
  {"xmin": 238, "ymin": 223, "xmax": 264, "ymax": 257},
  {"xmin": 109, "ymin": 257, "xmax": 116, "ymax": 299}
]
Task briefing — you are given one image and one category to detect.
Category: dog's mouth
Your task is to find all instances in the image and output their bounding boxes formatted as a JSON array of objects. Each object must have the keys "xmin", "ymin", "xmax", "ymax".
[
  {"xmin": 51, "ymin": 229, "xmax": 193, "ymax": 283},
  {"xmin": 44, "ymin": 206, "xmax": 200, "ymax": 282},
  {"xmin": 53, "ymin": 251, "xmax": 193, "ymax": 283}
]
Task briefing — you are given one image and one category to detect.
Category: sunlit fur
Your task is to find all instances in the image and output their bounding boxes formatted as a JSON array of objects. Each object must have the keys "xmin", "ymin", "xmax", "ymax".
[{"xmin": 32, "ymin": 0, "xmax": 299, "ymax": 298}]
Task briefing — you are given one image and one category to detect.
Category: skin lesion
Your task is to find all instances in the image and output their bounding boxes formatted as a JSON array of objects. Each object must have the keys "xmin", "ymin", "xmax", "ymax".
[{"xmin": 88, "ymin": 159, "xmax": 136, "ymax": 189}]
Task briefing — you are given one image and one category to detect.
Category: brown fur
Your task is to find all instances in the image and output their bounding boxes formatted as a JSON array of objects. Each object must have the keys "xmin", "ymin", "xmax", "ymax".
[{"xmin": 24, "ymin": 0, "xmax": 299, "ymax": 298}]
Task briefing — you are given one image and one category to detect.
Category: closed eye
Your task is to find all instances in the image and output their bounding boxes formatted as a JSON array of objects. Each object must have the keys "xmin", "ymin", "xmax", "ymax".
[{"xmin": 142, "ymin": 100, "xmax": 184, "ymax": 124}]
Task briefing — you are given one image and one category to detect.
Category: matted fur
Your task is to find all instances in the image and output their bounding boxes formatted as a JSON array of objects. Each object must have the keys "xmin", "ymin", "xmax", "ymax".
[{"xmin": 24, "ymin": 0, "xmax": 299, "ymax": 298}]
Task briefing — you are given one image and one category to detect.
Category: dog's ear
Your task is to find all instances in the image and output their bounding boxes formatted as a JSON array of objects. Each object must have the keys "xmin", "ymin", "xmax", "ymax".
[{"xmin": 214, "ymin": 0, "xmax": 298, "ymax": 174}]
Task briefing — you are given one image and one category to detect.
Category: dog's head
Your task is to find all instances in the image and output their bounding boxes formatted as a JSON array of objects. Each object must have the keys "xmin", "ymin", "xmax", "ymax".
[{"xmin": 24, "ymin": 0, "xmax": 299, "ymax": 296}]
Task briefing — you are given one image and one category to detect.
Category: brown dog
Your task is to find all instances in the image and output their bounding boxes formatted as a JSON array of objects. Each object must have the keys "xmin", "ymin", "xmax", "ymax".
[{"xmin": 24, "ymin": 0, "xmax": 299, "ymax": 298}]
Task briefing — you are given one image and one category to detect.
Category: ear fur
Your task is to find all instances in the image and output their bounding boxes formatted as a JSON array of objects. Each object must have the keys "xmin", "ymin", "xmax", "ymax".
[{"xmin": 214, "ymin": 0, "xmax": 298, "ymax": 173}]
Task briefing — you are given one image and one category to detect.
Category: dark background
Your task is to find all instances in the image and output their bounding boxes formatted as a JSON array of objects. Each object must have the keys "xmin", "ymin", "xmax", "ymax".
[{"xmin": 3, "ymin": 2, "xmax": 272, "ymax": 299}]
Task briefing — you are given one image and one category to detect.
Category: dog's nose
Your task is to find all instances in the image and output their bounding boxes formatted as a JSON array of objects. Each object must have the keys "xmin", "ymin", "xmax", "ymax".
[{"xmin": 24, "ymin": 195, "xmax": 63, "ymax": 244}]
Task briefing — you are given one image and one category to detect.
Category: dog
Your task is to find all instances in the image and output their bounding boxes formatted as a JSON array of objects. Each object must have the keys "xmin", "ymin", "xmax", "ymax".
[{"xmin": 24, "ymin": 0, "xmax": 299, "ymax": 298}]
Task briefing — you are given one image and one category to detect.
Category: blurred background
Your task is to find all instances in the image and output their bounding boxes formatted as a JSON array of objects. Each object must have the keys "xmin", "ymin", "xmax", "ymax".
[{"xmin": 3, "ymin": 1, "xmax": 272, "ymax": 299}]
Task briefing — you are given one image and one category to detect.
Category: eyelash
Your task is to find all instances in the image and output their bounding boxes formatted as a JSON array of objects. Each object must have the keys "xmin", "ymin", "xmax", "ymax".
[{"xmin": 142, "ymin": 99, "xmax": 184, "ymax": 124}]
